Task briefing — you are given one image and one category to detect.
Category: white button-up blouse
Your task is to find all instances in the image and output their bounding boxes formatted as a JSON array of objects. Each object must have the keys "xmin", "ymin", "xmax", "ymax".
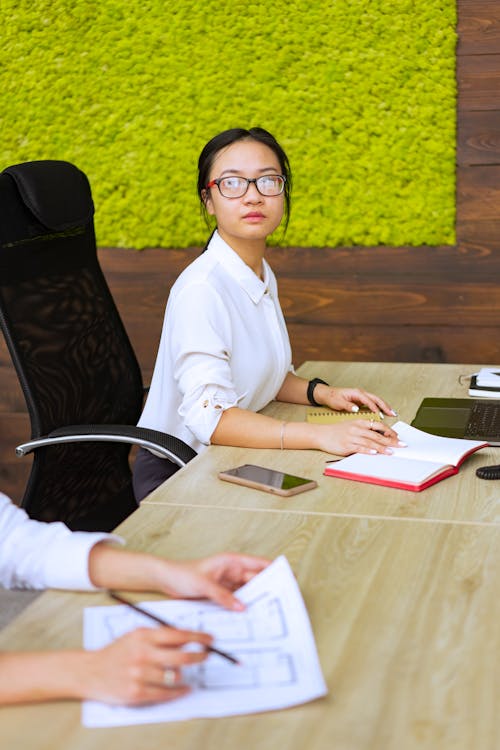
[{"xmin": 138, "ymin": 231, "xmax": 293, "ymax": 453}]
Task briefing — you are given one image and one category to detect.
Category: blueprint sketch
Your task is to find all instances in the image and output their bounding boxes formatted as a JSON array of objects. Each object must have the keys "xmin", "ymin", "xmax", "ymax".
[{"xmin": 82, "ymin": 556, "xmax": 327, "ymax": 727}]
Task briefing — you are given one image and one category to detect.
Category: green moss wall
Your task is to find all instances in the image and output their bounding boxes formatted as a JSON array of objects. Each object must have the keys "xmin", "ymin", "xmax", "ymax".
[{"xmin": 1, "ymin": 0, "xmax": 456, "ymax": 248}]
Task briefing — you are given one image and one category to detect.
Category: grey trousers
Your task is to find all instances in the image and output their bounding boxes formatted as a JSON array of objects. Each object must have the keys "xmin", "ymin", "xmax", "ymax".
[{"xmin": 132, "ymin": 447, "xmax": 180, "ymax": 502}]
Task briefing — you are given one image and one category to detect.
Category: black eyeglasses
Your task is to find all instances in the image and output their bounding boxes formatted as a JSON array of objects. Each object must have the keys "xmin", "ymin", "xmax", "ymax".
[{"xmin": 206, "ymin": 174, "xmax": 286, "ymax": 199}]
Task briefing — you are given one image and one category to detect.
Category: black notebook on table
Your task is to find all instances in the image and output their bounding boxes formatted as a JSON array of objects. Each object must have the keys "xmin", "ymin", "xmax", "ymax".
[
  {"xmin": 411, "ymin": 398, "xmax": 500, "ymax": 446},
  {"xmin": 468, "ymin": 375, "xmax": 500, "ymax": 398}
]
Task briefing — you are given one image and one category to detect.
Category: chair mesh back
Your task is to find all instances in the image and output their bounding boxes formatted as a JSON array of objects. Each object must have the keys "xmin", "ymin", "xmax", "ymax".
[
  {"xmin": 1, "ymin": 248, "xmax": 142, "ymax": 432},
  {"xmin": 0, "ymin": 162, "xmax": 143, "ymax": 530}
]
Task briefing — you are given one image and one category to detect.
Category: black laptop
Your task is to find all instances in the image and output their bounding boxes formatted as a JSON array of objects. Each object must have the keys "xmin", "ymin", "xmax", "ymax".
[{"xmin": 411, "ymin": 398, "xmax": 500, "ymax": 446}]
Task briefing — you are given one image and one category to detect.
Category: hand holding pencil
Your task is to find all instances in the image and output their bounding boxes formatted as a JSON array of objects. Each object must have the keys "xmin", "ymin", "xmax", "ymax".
[{"xmin": 109, "ymin": 592, "xmax": 240, "ymax": 665}]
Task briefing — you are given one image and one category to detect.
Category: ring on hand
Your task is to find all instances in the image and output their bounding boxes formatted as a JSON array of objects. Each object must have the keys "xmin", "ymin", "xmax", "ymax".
[{"xmin": 163, "ymin": 668, "xmax": 177, "ymax": 687}]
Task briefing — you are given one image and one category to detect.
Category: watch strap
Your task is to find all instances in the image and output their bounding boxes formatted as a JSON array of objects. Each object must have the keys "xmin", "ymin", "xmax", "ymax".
[{"xmin": 307, "ymin": 378, "xmax": 329, "ymax": 407}]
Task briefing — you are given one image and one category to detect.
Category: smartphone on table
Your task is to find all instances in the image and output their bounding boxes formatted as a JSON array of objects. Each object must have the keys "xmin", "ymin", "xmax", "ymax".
[{"xmin": 218, "ymin": 464, "xmax": 318, "ymax": 496}]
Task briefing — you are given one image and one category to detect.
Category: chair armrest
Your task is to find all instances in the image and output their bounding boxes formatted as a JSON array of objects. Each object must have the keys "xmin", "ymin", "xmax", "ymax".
[{"xmin": 15, "ymin": 424, "xmax": 196, "ymax": 467}]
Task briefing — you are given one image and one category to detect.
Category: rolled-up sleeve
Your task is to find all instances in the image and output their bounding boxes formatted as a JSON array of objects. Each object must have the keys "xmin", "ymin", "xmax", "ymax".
[
  {"xmin": 0, "ymin": 493, "xmax": 123, "ymax": 591},
  {"xmin": 180, "ymin": 382, "xmax": 244, "ymax": 445}
]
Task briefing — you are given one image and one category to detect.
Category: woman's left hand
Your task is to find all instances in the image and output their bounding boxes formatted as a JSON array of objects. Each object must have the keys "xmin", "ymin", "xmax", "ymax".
[
  {"xmin": 154, "ymin": 553, "xmax": 271, "ymax": 611},
  {"xmin": 314, "ymin": 384, "xmax": 397, "ymax": 417}
]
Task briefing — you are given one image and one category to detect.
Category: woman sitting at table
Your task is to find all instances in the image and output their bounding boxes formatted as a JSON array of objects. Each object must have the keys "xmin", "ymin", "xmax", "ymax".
[
  {"xmin": 133, "ymin": 127, "xmax": 402, "ymax": 501},
  {"xmin": 0, "ymin": 491, "xmax": 268, "ymax": 705}
]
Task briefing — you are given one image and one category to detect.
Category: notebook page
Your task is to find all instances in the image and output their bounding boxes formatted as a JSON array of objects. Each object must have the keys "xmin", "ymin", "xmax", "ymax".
[
  {"xmin": 326, "ymin": 453, "xmax": 445, "ymax": 484},
  {"xmin": 389, "ymin": 422, "xmax": 485, "ymax": 466}
]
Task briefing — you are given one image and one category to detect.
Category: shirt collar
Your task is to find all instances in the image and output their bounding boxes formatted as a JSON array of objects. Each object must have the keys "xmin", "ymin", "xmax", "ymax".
[{"xmin": 207, "ymin": 230, "xmax": 271, "ymax": 304}]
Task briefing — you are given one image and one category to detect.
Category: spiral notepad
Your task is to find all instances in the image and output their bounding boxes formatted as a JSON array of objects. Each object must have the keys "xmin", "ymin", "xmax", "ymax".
[{"xmin": 306, "ymin": 407, "xmax": 383, "ymax": 424}]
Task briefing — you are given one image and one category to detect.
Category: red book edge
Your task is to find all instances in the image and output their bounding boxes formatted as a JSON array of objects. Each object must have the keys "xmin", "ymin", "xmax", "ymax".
[{"xmin": 323, "ymin": 442, "xmax": 487, "ymax": 492}]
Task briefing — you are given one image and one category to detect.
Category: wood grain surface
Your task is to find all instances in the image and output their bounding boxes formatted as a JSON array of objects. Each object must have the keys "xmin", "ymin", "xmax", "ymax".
[
  {"xmin": 0, "ymin": 503, "xmax": 499, "ymax": 750},
  {"xmin": 141, "ymin": 361, "xmax": 500, "ymax": 526}
]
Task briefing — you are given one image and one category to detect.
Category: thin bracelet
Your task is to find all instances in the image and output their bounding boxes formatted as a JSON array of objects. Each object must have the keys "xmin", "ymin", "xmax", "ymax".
[{"xmin": 280, "ymin": 421, "xmax": 287, "ymax": 450}]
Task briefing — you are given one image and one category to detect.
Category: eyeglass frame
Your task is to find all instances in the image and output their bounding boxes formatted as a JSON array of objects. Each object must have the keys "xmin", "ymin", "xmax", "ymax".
[{"xmin": 205, "ymin": 174, "xmax": 287, "ymax": 199}]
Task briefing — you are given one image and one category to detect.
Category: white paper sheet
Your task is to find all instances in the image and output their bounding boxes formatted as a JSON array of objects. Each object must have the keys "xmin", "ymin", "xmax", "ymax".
[
  {"xmin": 476, "ymin": 367, "xmax": 500, "ymax": 387},
  {"xmin": 82, "ymin": 556, "xmax": 327, "ymax": 727}
]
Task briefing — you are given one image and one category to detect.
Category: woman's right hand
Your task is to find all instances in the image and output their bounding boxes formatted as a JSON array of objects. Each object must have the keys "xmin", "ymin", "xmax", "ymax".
[
  {"xmin": 80, "ymin": 626, "xmax": 212, "ymax": 705},
  {"xmin": 314, "ymin": 419, "xmax": 404, "ymax": 457}
]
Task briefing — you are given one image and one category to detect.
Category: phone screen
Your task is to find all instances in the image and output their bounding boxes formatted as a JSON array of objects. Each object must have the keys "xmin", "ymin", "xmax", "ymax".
[
  {"xmin": 219, "ymin": 464, "xmax": 317, "ymax": 494},
  {"xmin": 226, "ymin": 464, "xmax": 311, "ymax": 490}
]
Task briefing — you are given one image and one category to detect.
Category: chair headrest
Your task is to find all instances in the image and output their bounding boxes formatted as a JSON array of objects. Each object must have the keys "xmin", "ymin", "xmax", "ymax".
[{"xmin": 2, "ymin": 160, "xmax": 95, "ymax": 231}]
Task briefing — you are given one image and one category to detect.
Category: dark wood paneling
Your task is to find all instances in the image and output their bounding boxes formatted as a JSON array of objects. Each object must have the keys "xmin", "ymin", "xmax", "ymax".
[
  {"xmin": 457, "ymin": 54, "xmax": 500, "ymax": 110},
  {"xmin": 100, "ymin": 246, "xmax": 198, "ymax": 281},
  {"xmin": 457, "ymin": 0, "xmax": 500, "ymax": 55},
  {"xmin": 456, "ymin": 1, "xmax": 500, "ymax": 285},
  {"xmin": 106, "ymin": 244, "xmax": 500, "ymax": 282},
  {"xmin": 458, "ymin": 111, "xmax": 500, "ymax": 165},
  {"xmin": 0, "ymin": 412, "xmax": 32, "ymax": 504},
  {"xmin": 457, "ymin": 165, "xmax": 500, "ymax": 219},
  {"xmin": 280, "ymin": 280, "xmax": 500, "ymax": 327},
  {"xmin": 268, "ymin": 244, "xmax": 500, "ymax": 280},
  {"xmin": 288, "ymin": 324, "xmax": 500, "ymax": 367},
  {"xmin": 98, "ymin": 245, "xmax": 500, "ymax": 367},
  {"xmin": 457, "ymin": 219, "xmax": 500, "ymax": 249},
  {"xmin": 0, "ymin": 366, "xmax": 29, "ymax": 412}
]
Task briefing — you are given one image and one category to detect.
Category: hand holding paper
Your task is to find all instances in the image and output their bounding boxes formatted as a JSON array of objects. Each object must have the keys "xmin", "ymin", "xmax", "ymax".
[{"xmin": 82, "ymin": 556, "xmax": 327, "ymax": 727}]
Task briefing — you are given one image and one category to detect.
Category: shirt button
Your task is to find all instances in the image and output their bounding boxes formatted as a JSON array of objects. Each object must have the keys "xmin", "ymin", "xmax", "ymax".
[
  {"xmin": 203, "ymin": 400, "xmax": 209, "ymax": 408},
  {"xmin": 214, "ymin": 404, "xmax": 222, "ymax": 410}
]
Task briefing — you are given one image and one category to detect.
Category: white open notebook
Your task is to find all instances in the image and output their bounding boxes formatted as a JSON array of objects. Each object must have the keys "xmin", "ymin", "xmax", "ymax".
[{"xmin": 324, "ymin": 421, "xmax": 487, "ymax": 491}]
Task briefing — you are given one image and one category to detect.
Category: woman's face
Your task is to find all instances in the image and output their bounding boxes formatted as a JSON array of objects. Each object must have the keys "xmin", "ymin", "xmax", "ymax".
[{"xmin": 204, "ymin": 139, "xmax": 285, "ymax": 248}]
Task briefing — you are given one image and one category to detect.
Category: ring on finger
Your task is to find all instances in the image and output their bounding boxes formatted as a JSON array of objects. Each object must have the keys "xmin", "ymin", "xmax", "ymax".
[{"xmin": 163, "ymin": 668, "xmax": 177, "ymax": 687}]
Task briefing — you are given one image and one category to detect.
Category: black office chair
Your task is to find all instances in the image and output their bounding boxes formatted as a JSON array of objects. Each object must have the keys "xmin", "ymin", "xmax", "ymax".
[{"xmin": 0, "ymin": 160, "xmax": 196, "ymax": 531}]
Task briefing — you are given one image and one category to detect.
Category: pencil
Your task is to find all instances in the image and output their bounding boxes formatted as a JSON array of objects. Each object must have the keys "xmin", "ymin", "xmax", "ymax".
[{"xmin": 109, "ymin": 591, "xmax": 240, "ymax": 665}]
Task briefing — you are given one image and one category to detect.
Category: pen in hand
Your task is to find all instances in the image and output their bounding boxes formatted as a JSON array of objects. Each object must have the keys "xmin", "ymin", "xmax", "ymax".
[{"xmin": 109, "ymin": 592, "xmax": 240, "ymax": 666}]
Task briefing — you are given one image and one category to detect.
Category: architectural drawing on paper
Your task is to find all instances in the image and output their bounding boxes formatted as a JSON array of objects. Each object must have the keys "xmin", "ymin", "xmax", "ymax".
[{"xmin": 102, "ymin": 591, "xmax": 297, "ymax": 690}]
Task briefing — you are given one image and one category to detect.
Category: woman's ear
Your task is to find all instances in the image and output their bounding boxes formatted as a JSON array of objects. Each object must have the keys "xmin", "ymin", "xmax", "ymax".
[{"xmin": 202, "ymin": 188, "xmax": 216, "ymax": 216}]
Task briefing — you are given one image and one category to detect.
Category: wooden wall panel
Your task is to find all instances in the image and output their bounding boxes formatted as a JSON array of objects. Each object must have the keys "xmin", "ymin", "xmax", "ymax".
[
  {"xmin": 456, "ymin": 0, "xmax": 500, "ymax": 271},
  {"xmin": 287, "ymin": 324, "xmax": 500, "ymax": 368},
  {"xmin": 100, "ymin": 244, "xmax": 500, "ymax": 372},
  {"xmin": 458, "ymin": 111, "xmax": 500, "ymax": 165},
  {"xmin": 457, "ymin": 219, "xmax": 500, "ymax": 249},
  {"xmin": 0, "ymin": 411, "xmax": 32, "ymax": 504},
  {"xmin": 457, "ymin": 55, "xmax": 500, "ymax": 110},
  {"xmin": 457, "ymin": 1, "xmax": 500, "ymax": 55},
  {"xmin": 457, "ymin": 165, "xmax": 500, "ymax": 219}
]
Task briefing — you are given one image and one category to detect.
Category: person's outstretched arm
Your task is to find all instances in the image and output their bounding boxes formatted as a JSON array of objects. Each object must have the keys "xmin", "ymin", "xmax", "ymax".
[
  {"xmin": 0, "ymin": 549, "xmax": 270, "ymax": 706},
  {"xmin": 211, "ymin": 404, "xmax": 401, "ymax": 456},
  {"xmin": 87, "ymin": 545, "xmax": 270, "ymax": 611},
  {"xmin": 0, "ymin": 625, "xmax": 211, "ymax": 706},
  {"xmin": 0, "ymin": 491, "xmax": 270, "ymax": 706}
]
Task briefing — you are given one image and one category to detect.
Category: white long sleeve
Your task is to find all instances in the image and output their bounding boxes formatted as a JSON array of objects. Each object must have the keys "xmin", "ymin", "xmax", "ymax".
[{"xmin": 0, "ymin": 493, "xmax": 123, "ymax": 591}]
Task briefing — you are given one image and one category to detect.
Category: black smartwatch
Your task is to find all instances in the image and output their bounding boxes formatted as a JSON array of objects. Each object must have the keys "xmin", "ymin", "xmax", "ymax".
[{"xmin": 307, "ymin": 378, "xmax": 329, "ymax": 407}]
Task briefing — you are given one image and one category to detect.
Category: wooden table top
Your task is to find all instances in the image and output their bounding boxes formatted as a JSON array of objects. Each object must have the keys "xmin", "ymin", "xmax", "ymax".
[
  {"xmin": 1, "ymin": 502, "xmax": 500, "ymax": 750},
  {"xmin": 1, "ymin": 361, "xmax": 499, "ymax": 749},
  {"xmin": 143, "ymin": 362, "xmax": 500, "ymax": 526}
]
